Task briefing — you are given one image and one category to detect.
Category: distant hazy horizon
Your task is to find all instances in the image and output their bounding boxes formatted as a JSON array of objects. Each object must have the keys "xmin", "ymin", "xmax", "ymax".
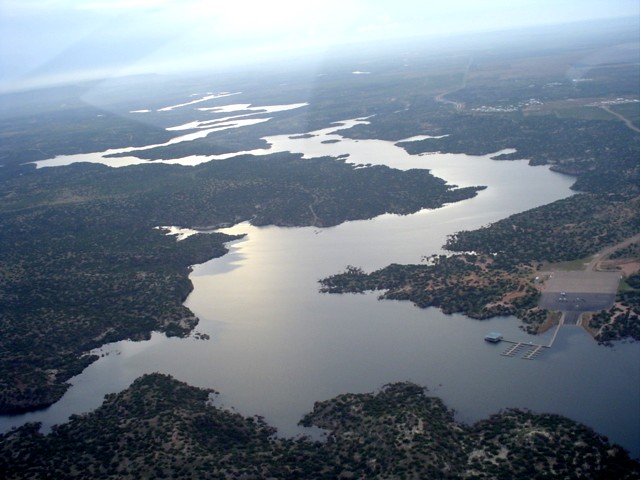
[{"xmin": 1, "ymin": 0, "xmax": 638, "ymax": 92}]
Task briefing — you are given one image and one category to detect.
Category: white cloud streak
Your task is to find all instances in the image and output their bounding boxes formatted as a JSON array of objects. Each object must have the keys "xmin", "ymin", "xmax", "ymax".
[{"xmin": 1, "ymin": 0, "xmax": 638, "ymax": 91}]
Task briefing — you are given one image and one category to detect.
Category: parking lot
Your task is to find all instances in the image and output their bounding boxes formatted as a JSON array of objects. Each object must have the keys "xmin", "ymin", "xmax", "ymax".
[{"xmin": 538, "ymin": 271, "xmax": 621, "ymax": 325}]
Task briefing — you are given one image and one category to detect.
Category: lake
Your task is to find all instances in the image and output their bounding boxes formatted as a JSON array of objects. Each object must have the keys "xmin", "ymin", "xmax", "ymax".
[{"xmin": 7, "ymin": 112, "xmax": 640, "ymax": 458}]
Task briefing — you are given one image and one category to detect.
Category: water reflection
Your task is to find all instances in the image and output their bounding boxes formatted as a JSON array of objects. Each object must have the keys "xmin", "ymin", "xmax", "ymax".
[{"xmin": 7, "ymin": 119, "xmax": 639, "ymax": 459}]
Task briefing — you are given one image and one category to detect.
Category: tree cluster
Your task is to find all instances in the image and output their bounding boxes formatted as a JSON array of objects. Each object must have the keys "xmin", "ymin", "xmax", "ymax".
[{"xmin": 1, "ymin": 374, "xmax": 637, "ymax": 479}]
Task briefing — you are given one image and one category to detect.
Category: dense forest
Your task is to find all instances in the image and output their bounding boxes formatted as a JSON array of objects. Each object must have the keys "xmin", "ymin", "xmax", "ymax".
[
  {"xmin": 320, "ymin": 34, "xmax": 640, "ymax": 340},
  {"xmin": 0, "ymin": 22, "xmax": 638, "ymax": 475},
  {"xmin": 321, "ymin": 194, "xmax": 639, "ymax": 336},
  {"xmin": 1, "ymin": 373, "xmax": 637, "ymax": 479},
  {"xmin": 0, "ymin": 154, "xmax": 480, "ymax": 415}
]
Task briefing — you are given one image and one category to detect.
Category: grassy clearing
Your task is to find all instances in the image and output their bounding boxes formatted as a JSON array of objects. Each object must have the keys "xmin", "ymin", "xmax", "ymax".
[
  {"xmin": 541, "ymin": 257, "xmax": 592, "ymax": 271},
  {"xmin": 553, "ymin": 106, "xmax": 615, "ymax": 121}
]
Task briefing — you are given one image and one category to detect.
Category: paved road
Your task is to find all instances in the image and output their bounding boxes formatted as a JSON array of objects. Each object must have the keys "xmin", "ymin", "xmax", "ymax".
[
  {"xmin": 587, "ymin": 233, "xmax": 640, "ymax": 271},
  {"xmin": 600, "ymin": 105, "xmax": 640, "ymax": 134},
  {"xmin": 433, "ymin": 56, "xmax": 471, "ymax": 112}
]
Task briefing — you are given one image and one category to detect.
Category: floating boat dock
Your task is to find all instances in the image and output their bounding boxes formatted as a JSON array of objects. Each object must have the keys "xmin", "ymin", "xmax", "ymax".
[
  {"xmin": 485, "ymin": 323, "xmax": 561, "ymax": 361},
  {"xmin": 499, "ymin": 341, "xmax": 546, "ymax": 360},
  {"xmin": 501, "ymin": 342, "xmax": 525, "ymax": 357}
]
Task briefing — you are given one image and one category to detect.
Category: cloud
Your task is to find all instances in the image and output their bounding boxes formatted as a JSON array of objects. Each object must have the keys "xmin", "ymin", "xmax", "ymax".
[
  {"xmin": 78, "ymin": 0, "xmax": 172, "ymax": 10},
  {"xmin": 1, "ymin": 0, "xmax": 638, "ymax": 91}
]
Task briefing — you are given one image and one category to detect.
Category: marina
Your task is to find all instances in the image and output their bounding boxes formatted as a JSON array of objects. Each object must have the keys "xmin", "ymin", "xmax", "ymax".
[
  {"xmin": 488, "ymin": 265, "xmax": 625, "ymax": 361},
  {"xmin": 2, "ymin": 99, "xmax": 638, "ymax": 457},
  {"xmin": 498, "ymin": 340, "xmax": 548, "ymax": 360},
  {"xmin": 488, "ymin": 315, "xmax": 568, "ymax": 360}
]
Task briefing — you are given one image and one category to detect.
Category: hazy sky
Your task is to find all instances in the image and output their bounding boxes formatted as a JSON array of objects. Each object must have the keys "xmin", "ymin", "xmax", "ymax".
[{"xmin": 1, "ymin": 0, "xmax": 638, "ymax": 91}]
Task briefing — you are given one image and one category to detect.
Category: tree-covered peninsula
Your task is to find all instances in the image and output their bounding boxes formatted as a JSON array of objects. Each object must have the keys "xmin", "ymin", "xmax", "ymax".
[
  {"xmin": 0, "ymin": 153, "xmax": 481, "ymax": 415},
  {"xmin": 1, "ymin": 373, "xmax": 637, "ymax": 479},
  {"xmin": 0, "ymin": 21, "xmax": 638, "ymax": 474},
  {"xmin": 321, "ymin": 194, "xmax": 640, "ymax": 338},
  {"xmin": 319, "ymin": 27, "xmax": 640, "ymax": 342}
]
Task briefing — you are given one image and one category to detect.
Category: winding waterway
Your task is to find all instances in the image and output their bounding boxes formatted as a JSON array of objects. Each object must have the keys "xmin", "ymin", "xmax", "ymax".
[{"xmin": 6, "ymin": 112, "xmax": 640, "ymax": 458}]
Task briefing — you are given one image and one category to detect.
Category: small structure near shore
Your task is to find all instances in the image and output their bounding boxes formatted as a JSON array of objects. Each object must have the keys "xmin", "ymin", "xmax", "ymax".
[{"xmin": 484, "ymin": 332, "xmax": 503, "ymax": 343}]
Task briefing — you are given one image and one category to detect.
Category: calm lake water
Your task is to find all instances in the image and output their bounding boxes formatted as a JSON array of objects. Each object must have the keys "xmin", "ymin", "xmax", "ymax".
[{"xmin": 8, "ymin": 114, "xmax": 640, "ymax": 458}]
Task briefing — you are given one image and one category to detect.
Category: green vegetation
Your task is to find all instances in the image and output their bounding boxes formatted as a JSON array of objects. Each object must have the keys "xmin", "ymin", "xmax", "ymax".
[
  {"xmin": 0, "ymin": 86, "xmax": 174, "ymax": 167},
  {"xmin": 2, "ymin": 27, "xmax": 638, "ymax": 415},
  {"xmin": 0, "ymin": 22, "xmax": 638, "ymax": 473},
  {"xmin": 0, "ymin": 154, "xmax": 480, "ymax": 415},
  {"xmin": 321, "ymin": 195, "xmax": 639, "ymax": 334},
  {"xmin": 343, "ymin": 38, "xmax": 640, "ymax": 197},
  {"xmin": 321, "ymin": 256, "xmax": 543, "ymax": 325},
  {"xmin": 0, "ymin": 374, "xmax": 284, "ymax": 479},
  {"xmin": 589, "ymin": 272, "xmax": 640, "ymax": 344},
  {"xmin": 1, "ymin": 374, "xmax": 637, "ymax": 479},
  {"xmin": 320, "ymin": 33, "xmax": 640, "ymax": 340},
  {"xmin": 0, "ymin": 199, "xmax": 236, "ymax": 414},
  {"xmin": 542, "ymin": 257, "xmax": 591, "ymax": 272},
  {"xmin": 609, "ymin": 242, "xmax": 640, "ymax": 260},
  {"xmin": 445, "ymin": 195, "xmax": 639, "ymax": 265},
  {"xmin": 398, "ymin": 114, "xmax": 639, "ymax": 194},
  {"xmin": 610, "ymin": 102, "xmax": 640, "ymax": 129}
]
